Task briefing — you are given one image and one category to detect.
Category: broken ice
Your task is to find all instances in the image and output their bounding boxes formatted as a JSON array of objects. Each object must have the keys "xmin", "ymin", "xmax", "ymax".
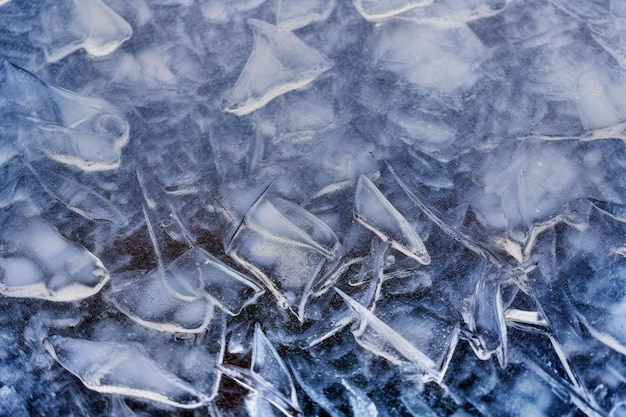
[
  {"xmin": 222, "ymin": 19, "xmax": 333, "ymax": 116},
  {"xmin": 1, "ymin": 0, "xmax": 626, "ymax": 416}
]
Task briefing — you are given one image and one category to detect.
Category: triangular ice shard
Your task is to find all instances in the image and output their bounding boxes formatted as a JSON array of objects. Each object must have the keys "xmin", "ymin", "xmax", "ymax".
[
  {"xmin": 353, "ymin": 0, "xmax": 433, "ymax": 21},
  {"xmin": 36, "ymin": 0, "xmax": 132, "ymax": 63},
  {"xmin": 355, "ymin": 175, "xmax": 430, "ymax": 265},
  {"xmin": 464, "ymin": 275, "xmax": 507, "ymax": 367},
  {"xmin": 222, "ymin": 19, "xmax": 333, "ymax": 116},
  {"xmin": 336, "ymin": 288, "xmax": 458, "ymax": 384},
  {"xmin": 227, "ymin": 191, "xmax": 339, "ymax": 320},
  {"xmin": 276, "ymin": 0, "xmax": 335, "ymax": 31},
  {"xmin": 45, "ymin": 336, "xmax": 210, "ymax": 409},
  {"xmin": 1, "ymin": 60, "xmax": 129, "ymax": 171},
  {"xmin": 220, "ymin": 324, "xmax": 301, "ymax": 417},
  {"xmin": 0, "ymin": 216, "xmax": 109, "ymax": 301}
]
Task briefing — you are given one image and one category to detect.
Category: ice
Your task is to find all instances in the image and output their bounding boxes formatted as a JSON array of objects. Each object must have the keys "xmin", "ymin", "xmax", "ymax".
[
  {"xmin": 222, "ymin": 19, "xmax": 333, "ymax": 116},
  {"xmin": 276, "ymin": 0, "xmax": 335, "ymax": 30},
  {"xmin": 0, "ymin": 215, "xmax": 109, "ymax": 301},
  {"xmin": 45, "ymin": 336, "xmax": 211, "ymax": 409},
  {"xmin": 336, "ymin": 288, "xmax": 458, "ymax": 384},
  {"xmin": 220, "ymin": 324, "xmax": 301, "ymax": 416},
  {"xmin": 227, "ymin": 190, "xmax": 340, "ymax": 319},
  {"xmin": 0, "ymin": 60, "xmax": 129, "ymax": 171},
  {"xmin": 355, "ymin": 175, "xmax": 431, "ymax": 265},
  {"xmin": 353, "ymin": 0, "xmax": 433, "ymax": 22},
  {"xmin": 373, "ymin": 20, "xmax": 486, "ymax": 93},
  {"xmin": 33, "ymin": 0, "xmax": 132, "ymax": 63},
  {"xmin": 2, "ymin": 0, "xmax": 626, "ymax": 415},
  {"xmin": 26, "ymin": 164, "xmax": 129, "ymax": 224},
  {"xmin": 400, "ymin": 0, "xmax": 513, "ymax": 26},
  {"xmin": 109, "ymin": 268, "xmax": 215, "ymax": 333}
]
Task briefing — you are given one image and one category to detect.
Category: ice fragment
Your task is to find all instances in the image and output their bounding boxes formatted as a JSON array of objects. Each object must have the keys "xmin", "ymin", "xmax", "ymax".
[
  {"xmin": 276, "ymin": 0, "xmax": 335, "ymax": 30},
  {"xmin": 45, "ymin": 336, "xmax": 210, "ymax": 409},
  {"xmin": 353, "ymin": 0, "xmax": 433, "ymax": 21},
  {"xmin": 222, "ymin": 19, "xmax": 333, "ymax": 116},
  {"xmin": 355, "ymin": 175, "xmax": 431, "ymax": 265},
  {"xmin": 34, "ymin": 0, "xmax": 132, "ymax": 62},
  {"xmin": 227, "ymin": 190, "xmax": 340, "ymax": 319},
  {"xmin": 0, "ymin": 60, "xmax": 129, "ymax": 171},
  {"xmin": 0, "ymin": 216, "xmax": 109, "ymax": 301},
  {"xmin": 221, "ymin": 324, "xmax": 301, "ymax": 416}
]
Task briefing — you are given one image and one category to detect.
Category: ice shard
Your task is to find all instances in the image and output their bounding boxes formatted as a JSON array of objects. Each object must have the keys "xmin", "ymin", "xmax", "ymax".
[
  {"xmin": 353, "ymin": 0, "xmax": 433, "ymax": 22},
  {"xmin": 221, "ymin": 324, "xmax": 301, "ymax": 416},
  {"xmin": 0, "ymin": 215, "xmax": 109, "ymax": 301},
  {"xmin": 336, "ymin": 288, "xmax": 459, "ymax": 384},
  {"xmin": 222, "ymin": 19, "xmax": 333, "ymax": 116},
  {"xmin": 373, "ymin": 20, "xmax": 486, "ymax": 93},
  {"xmin": 34, "ymin": 0, "xmax": 132, "ymax": 63},
  {"xmin": 108, "ymin": 268, "xmax": 215, "ymax": 334},
  {"xmin": 227, "ymin": 190, "xmax": 340, "ymax": 319},
  {"xmin": 27, "ymin": 164, "xmax": 129, "ymax": 225},
  {"xmin": 0, "ymin": 60, "xmax": 129, "ymax": 171},
  {"xmin": 45, "ymin": 336, "xmax": 211, "ymax": 409},
  {"xmin": 276, "ymin": 0, "xmax": 335, "ymax": 31},
  {"xmin": 355, "ymin": 175, "xmax": 431, "ymax": 265}
]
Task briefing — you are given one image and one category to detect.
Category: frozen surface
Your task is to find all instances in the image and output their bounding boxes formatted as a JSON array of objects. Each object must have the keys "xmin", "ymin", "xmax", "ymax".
[{"xmin": 0, "ymin": 0, "xmax": 626, "ymax": 416}]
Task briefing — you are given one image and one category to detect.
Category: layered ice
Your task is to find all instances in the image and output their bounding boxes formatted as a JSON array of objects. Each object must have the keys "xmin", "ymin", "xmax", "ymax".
[{"xmin": 1, "ymin": 0, "xmax": 626, "ymax": 416}]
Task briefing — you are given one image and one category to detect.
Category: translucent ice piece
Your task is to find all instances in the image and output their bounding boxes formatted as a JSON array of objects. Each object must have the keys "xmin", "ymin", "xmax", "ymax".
[
  {"xmin": 109, "ymin": 268, "xmax": 214, "ymax": 333},
  {"xmin": 0, "ymin": 216, "xmax": 109, "ymax": 301},
  {"xmin": 222, "ymin": 19, "xmax": 333, "ymax": 116},
  {"xmin": 276, "ymin": 0, "xmax": 335, "ymax": 30},
  {"xmin": 355, "ymin": 175, "xmax": 431, "ymax": 265},
  {"xmin": 35, "ymin": 0, "xmax": 132, "ymax": 62},
  {"xmin": 401, "ymin": 0, "xmax": 513, "ymax": 26},
  {"xmin": 220, "ymin": 324, "xmax": 300, "ymax": 416},
  {"xmin": 464, "ymin": 276, "xmax": 507, "ymax": 367},
  {"xmin": 1, "ymin": 60, "xmax": 129, "ymax": 171},
  {"xmin": 45, "ymin": 336, "xmax": 210, "ymax": 409},
  {"xmin": 27, "ymin": 165, "xmax": 129, "ymax": 224},
  {"xmin": 227, "ymin": 190, "xmax": 340, "ymax": 320},
  {"xmin": 336, "ymin": 288, "xmax": 458, "ymax": 383},
  {"xmin": 162, "ymin": 247, "xmax": 264, "ymax": 316},
  {"xmin": 373, "ymin": 21, "xmax": 486, "ymax": 93},
  {"xmin": 353, "ymin": 0, "xmax": 433, "ymax": 21}
]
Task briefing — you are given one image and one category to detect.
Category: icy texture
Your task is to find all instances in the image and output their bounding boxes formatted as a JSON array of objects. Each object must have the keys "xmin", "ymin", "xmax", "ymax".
[
  {"xmin": 222, "ymin": 19, "xmax": 333, "ymax": 116},
  {"xmin": 221, "ymin": 324, "xmax": 300, "ymax": 416},
  {"xmin": 1, "ymin": 0, "xmax": 626, "ymax": 416}
]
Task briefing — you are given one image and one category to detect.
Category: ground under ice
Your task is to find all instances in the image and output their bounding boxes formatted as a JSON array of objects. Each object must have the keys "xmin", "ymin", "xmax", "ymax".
[{"xmin": 1, "ymin": 1, "xmax": 626, "ymax": 416}]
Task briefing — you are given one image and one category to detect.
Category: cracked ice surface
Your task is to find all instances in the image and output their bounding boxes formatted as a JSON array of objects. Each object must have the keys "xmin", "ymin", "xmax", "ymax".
[{"xmin": 1, "ymin": 0, "xmax": 626, "ymax": 416}]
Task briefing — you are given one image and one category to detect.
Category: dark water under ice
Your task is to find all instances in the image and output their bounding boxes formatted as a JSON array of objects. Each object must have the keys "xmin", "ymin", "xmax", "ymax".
[{"xmin": 1, "ymin": 0, "xmax": 626, "ymax": 416}]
